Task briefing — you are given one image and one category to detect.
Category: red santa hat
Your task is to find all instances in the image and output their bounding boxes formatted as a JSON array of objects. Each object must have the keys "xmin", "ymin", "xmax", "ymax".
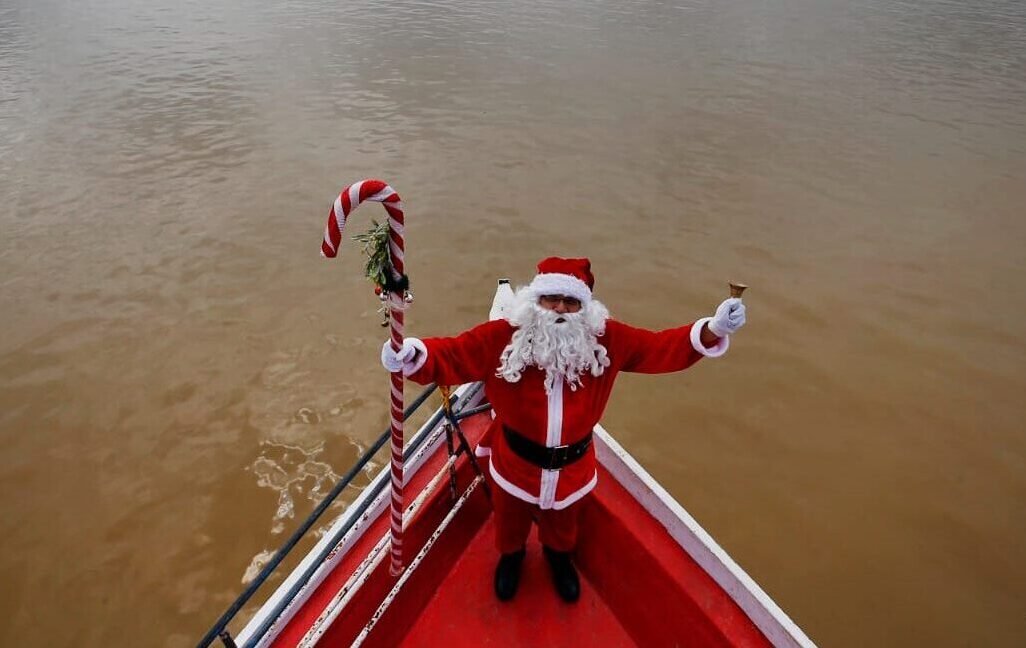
[{"xmin": 526, "ymin": 257, "xmax": 595, "ymax": 304}]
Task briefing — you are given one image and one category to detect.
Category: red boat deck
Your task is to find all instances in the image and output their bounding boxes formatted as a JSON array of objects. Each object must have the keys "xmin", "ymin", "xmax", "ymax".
[
  {"xmin": 400, "ymin": 523, "xmax": 635, "ymax": 647},
  {"xmin": 264, "ymin": 410, "xmax": 777, "ymax": 647},
  {"xmin": 393, "ymin": 463, "xmax": 771, "ymax": 647}
]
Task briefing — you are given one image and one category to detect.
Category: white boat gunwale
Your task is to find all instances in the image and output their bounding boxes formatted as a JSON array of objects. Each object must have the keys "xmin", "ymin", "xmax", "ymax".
[{"xmin": 594, "ymin": 425, "xmax": 816, "ymax": 648}]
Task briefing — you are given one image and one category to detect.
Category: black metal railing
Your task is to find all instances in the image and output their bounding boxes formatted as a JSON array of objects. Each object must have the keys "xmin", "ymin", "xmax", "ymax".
[{"xmin": 198, "ymin": 382, "xmax": 488, "ymax": 648}]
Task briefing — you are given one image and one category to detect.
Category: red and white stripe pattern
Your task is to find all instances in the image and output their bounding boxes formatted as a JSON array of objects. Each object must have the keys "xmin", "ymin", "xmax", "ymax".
[{"xmin": 322, "ymin": 179, "xmax": 408, "ymax": 577}]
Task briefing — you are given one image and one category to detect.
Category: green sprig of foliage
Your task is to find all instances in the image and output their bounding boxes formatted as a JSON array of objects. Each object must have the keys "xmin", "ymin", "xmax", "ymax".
[{"xmin": 352, "ymin": 220, "xmax": 392, "ymax": 288}]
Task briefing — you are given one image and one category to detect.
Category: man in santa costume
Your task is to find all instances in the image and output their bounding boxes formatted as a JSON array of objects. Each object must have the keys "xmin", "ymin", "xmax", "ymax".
[{"xmin": 381, "ymin": 257, "xmax": 746, "ymax": 603}]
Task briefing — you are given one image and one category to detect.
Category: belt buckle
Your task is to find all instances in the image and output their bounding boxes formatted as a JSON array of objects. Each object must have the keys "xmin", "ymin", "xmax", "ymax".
[{"xmin": 549, "ymin": 444, "xmax": 570, "ymax": 470}]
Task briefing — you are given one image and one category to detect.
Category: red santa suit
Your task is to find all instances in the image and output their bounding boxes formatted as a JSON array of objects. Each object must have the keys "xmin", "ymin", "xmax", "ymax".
[{"xmin": 405, "ymin": 313, "xmax": 728, "ymax": 552}]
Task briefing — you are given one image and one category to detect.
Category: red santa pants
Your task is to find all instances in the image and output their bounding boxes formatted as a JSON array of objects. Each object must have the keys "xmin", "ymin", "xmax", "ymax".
[{"xmin": 491, "ymin": 485, "xmax": 580, "ymax": 554}]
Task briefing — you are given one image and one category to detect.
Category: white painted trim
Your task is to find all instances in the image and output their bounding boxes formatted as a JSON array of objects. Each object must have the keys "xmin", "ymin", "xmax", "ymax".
[
  {"xmin": 300, "ymin": 454, "xmax": 462, "ymax": 647},
  {"xmin": 349, "ymin": 477, "xmax": 484, "ymax": 648},
  {"xmin": 236, "ymin": 383, "xmax": 486, "ymax": 648},
  {"xmin": 237, "ymin": 470, "xmax": 395, "ymax": 648},
  {"xmin": 474, "ymin": 445, "xmax": 491, "ymax": 457},
  {"xmin": 690, "ymin": 317, "xmax": 730, "ymax": 358},
  {"xmin": 593, "ymin": 425, "xmax": 816, "ymax": 648},
  {"xmin": 299, "ymin": 530, "xmax": 391, "ymax": 647}
]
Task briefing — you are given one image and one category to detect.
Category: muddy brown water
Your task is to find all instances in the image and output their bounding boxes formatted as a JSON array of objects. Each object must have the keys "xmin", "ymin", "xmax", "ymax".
[{"xmin": 1, "ymin": 0, "xmax": 1025, "ymax": 646}]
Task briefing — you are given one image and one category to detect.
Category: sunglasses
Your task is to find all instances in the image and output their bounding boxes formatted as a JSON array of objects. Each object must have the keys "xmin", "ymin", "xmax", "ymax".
[{"xmin": 539, "ymin": 295, "xmax": 582, "ymax": 309}]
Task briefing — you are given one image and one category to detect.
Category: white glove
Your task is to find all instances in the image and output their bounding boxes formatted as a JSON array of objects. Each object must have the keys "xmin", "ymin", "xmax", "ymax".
[
  {"xmin": 381, "ymin": 338, "xmax": 423, "ymax": 373},
  {"xmin": 707, "ymin": 298, "xmax": 746, "ymax": 337}
]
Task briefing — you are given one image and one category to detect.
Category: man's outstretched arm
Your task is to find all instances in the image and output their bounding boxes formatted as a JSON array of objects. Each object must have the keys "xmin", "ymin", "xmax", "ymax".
[
  {"xmin": 381, "ymin": 318, "xmax": 513, "ymax": 386},
  {"xmin": 615, "ymin": 297, "xmax": 746, "ymax": 373}
]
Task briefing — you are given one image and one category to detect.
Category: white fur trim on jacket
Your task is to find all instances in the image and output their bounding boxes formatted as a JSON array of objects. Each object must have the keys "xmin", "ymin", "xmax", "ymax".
[
  {"xmin": 527, "ymin": 273, "xmax": 593, "ymax": 304},
  {"xmin": 402, "ymin": 337, "xmax": 429, "ymax": 376},
  {"xmin": 690, "ymin": 317, "xmax": 730, "ymax": 358},
  {"xmin": 488, "ymin": 458, "xmax": 598, "ymax": 510}
]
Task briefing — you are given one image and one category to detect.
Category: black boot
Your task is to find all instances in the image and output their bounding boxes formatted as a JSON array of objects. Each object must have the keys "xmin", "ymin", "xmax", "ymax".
[
  {"xmin": 542, "ymin": 546, "xmax": 580, "ymax": 603},
  {"xmin": 494, "ymin": 549, "xmax": 526, "ymax": 601}
]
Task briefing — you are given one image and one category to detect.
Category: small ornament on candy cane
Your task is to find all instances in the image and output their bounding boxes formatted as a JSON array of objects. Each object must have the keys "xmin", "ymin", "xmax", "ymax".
[{"xmin": 348, "ymin": 219, "xmax": 414, "ymax": 322}]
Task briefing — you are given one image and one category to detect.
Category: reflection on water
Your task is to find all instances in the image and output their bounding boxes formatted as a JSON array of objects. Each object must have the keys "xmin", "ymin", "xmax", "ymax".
[{"xmin": 1, "ymin": 0, "xmax": 1024, "ymax": 646}]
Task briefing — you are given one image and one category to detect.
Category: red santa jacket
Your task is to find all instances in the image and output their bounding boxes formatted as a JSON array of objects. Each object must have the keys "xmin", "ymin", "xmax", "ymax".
[{"xmin": 407, "ymin": 318, "xmax": 725, "ymax": 509}]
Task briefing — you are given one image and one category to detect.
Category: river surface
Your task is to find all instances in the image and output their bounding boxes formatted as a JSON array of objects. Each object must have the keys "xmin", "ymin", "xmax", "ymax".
[{"xmin": 1, "ymin": 0, "xmax": 1025, "ymax": 646}]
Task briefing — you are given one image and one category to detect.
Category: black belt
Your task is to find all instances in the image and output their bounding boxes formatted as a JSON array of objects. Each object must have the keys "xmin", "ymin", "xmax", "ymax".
[{"xmin": 502, "ymin": 425, "xmax": 593, "ymax": 471}]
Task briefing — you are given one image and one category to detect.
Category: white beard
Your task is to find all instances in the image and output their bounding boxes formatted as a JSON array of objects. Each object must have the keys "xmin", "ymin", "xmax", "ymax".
[{"xmin": 497, "ymin": 289, "xmax": 611, "ymax": 394}]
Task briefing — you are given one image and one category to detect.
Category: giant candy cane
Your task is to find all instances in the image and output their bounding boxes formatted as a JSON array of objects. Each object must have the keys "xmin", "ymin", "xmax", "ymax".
[{"xmin": 322, "ymin": 179, "xmax": 409, "ymax": 577}]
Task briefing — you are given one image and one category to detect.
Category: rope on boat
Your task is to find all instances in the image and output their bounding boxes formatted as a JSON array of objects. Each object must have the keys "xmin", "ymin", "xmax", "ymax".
[
  {"xmin": 439, "ymin": 385, "xmax": 491, "ymax": 500},
  {"xmin": 350, "ymin": 476, "xmax": 485, "ymax": 648},
  {"xmin": 321, "ymin": 179, "xmax": 409, "ymax": 577}
]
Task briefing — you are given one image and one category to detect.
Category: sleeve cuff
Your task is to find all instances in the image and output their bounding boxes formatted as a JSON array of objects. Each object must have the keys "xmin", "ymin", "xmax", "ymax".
[
  {"xmin": 690, "ymin": 317, "xmax": 730, "ymax": 358},
  {"xmin": 402, "ymin": 337, "xmax": 429, "ymax": 376}
]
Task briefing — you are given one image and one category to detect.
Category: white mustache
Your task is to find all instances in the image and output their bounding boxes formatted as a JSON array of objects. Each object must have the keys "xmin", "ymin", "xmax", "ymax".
[{"xmin": 538, "ymin": 308, "xmax": 579, "ymax": 326}]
